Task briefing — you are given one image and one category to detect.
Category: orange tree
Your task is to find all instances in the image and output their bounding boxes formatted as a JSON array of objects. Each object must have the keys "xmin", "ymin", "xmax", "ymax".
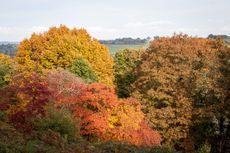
[
  {"xmin": 132, "ymin": 34, "xmax": 229, "ymax": 152},
  {"xmin": 15, "ymin": 25, "xmax": 114, "ymax": 85},
  {"xmin": 71, "ymin": 83, "xmax": 161, "ymax": 147}
]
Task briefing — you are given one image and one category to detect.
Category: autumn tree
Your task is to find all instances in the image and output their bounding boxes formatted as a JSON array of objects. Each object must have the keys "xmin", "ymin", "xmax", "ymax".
[
  {"xmin": 16, "ymin": 25, "xmax": 114, "ymax": 85},
  {"xmin": 0, "ymin": 54, "xmax": 15, "ymax": 88},
  {"xmin": 72, "ymin": 83, "xmax": 161, "ymax": 147},
  {"xmin": 114, "ymin": 49, "xmax": 144, "ymax": 98},
  {"xmin": 132, "ymin": 34, "xmax": 229, "ymax": 152},
  {"xmin": 45, "ymin": 68, "xmax": 86, "ymax": 105},
  {"xmin": 0, "ymin": 72, "xmax": 51, "ymax": 132}
]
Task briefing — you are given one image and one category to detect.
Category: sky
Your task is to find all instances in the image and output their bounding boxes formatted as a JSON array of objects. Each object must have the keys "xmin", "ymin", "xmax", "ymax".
[{"xmin": 0, "ymin": 0, "xmax": 230, "ymax": 41}]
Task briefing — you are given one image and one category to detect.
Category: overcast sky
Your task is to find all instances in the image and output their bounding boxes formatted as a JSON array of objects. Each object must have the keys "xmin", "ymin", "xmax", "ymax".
[{"xmin": 0, "ymin": 0, "xmax": 229, "ymax": 41}]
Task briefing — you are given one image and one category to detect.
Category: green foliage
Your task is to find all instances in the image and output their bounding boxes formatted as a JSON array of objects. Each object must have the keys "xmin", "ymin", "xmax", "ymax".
[
  {"xmin": 95, "ymin": 141, "xmax": 176, "ymax": 153},
  {"xmin": 68, "ymin": 57, "xmax": 97, "ymax": 82},
  {"xmin": 114, "ymin": 49, "xmax": 143, "ymax": 98},
  {"xmin": 34, "ymin": 106, "xmax": 80, "ymax": 142}
]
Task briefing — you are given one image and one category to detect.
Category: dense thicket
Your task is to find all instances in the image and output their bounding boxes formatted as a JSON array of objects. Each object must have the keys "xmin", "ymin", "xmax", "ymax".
[
  {"xmin": 132, "ymin": 34, "xmax": 230, "ymax": 152},
  {"xmin": 0, "ymin": 69, "xmax": 162, "ymax": 152},
  {"xmin": 15, "ymin": 25, "xmax": 114, "ymax": 85},
  {"xmin": 1, "ymin": 27, "xmax": 229, "ymax": 153}
]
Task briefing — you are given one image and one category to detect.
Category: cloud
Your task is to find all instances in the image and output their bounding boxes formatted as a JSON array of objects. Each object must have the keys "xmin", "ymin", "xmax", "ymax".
[
  {"xmin": 0, "ymin": 26, "xmax": 49, "ymax": 41},
  {"xmin": 87, "ymin": 26, "xmax": 118, "ymax": 33},
  {"xmin": 28, "ymin": 26, "xmax": 48, "ymax": 33},
  {"xmin": 124, "ymin": 21, "xmax": 176, "ymax": 28},
  {"xmin": 220, "ymin": 26, "xmax": 230, "ymax": 32}
]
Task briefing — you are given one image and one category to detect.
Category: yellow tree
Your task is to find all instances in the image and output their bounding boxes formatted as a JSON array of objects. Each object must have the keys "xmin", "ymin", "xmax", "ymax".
[{"xmin": 16, "ymin": 25, "xmax": 114, "ymax": 85}]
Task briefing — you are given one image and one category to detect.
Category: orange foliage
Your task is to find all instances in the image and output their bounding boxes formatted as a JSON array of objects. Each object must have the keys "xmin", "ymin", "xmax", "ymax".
[
  {"xmin": 72, "ymin": 83, "xmax": 161, "ymax": 147},
  {"xmin": 132, "ymin": 34, "xmax": 228, "ymax": 151}
]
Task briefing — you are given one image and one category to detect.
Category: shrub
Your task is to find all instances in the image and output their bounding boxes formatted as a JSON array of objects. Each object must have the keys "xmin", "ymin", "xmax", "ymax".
[{"xmin": 34, "ymin": 105, "xmax": 80, "ymax": 142}]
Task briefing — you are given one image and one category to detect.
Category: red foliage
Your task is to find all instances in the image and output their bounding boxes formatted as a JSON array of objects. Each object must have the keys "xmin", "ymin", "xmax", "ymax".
[
  {"xmin": 1, "ymin": 72, "xmax": 51, "ymax": 132},
  {"xmin": 72, "ymin": 83, "xmax": 161, "ymax": 147}
]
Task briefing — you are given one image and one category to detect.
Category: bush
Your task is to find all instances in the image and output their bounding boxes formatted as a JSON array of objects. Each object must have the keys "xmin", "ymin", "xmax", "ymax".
[{"xmin": 34, "ymin": 105, "xmax": 80, "ymax": 142}]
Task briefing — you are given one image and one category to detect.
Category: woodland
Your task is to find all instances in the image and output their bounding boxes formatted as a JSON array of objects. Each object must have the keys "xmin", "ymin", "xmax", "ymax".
[{"xmin": 0, "ymin": 25, "xmax": 229, "ymax": 153}]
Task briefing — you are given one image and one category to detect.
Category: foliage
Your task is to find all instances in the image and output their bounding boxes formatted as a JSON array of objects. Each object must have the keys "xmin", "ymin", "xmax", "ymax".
[
  {"xmin": 33, "ymin": 105, "xmax": 81, "ymax": 142},
  {"xmin": 0, "ymin": 54, "xmax": 15, "ymax": 88},
  {"xmin": 132, "ymin": 34, "xmax": 229, "ymax": 152},
  {"xmin": 0, "ymin": 72, "xmax": 51, "ymax": 132},
  {"xmin": 68, "ymin": 57, "xmax": 97, "ymax": 82},
  {"xmin": 72, "ymin": 83, "xmax": 161, "ymax": 147},
  {"xmin": 114, "ymin": 48, "xmax": 144, "ymax": 98},
  {"xmin": 16, "ymin": 25, "xmax": 114, "ymax": 85},
  {"xmin": 45, "ymin": 68, "xmax": 86, "ymax": 105},
  {"xmin": 95, "ymin": 141, "xmax": 175, "ymax": 153}
]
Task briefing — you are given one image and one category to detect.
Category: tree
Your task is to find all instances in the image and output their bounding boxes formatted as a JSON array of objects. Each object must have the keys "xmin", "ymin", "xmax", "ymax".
[
  {"xmin": 16, "ymin": 25, "xmax": 114, "ymax": 85},
  {"xmin": 72, "ymin": 83, "xmax": 161, "ymax": 147},
  {"xmin": 0, "ymin": 54, "xmax": 15, "ymax": 88},
  {"xmin": 0, "ymin": 72, "xmax": 51, "ymax": 132},
  {"xmin": 132, "ymin": 34, "xmax": 229, "ymax": 152},
  {"xmin": 68, "ymin": 57, "xmax": 97, "ymax": 82},
  {"xmin": 45, "ymin": 68, "xmax": 86, "ymax": 105},
  {"xmin": 114, "ymin": 49, "xmax": 143, "ymax": 98}
]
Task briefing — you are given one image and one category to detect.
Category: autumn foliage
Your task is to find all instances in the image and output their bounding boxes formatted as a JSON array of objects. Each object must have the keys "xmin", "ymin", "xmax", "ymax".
[
  {"xmin": 0, "ymin": 72, "xmax": 51, "ymax": 132},
  {"xmin": 132, "ymin": 34, "xmax": 230, "ymax": 152},
  {"xmin": 72, "ymin": 83, "xmax": 161, "ymax": 147},
  {"xmin": 16, "ymin": 25, "xmax": 114, "ymax": 85},
  {"xmin": 0, "ymin": 53, "xmax": 15, "ymax": 88}
]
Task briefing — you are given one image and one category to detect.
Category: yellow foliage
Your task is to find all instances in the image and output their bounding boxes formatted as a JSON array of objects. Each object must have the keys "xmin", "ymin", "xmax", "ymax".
[{"xmin": 16, "ymin": 25, "xmax": 114, "ymax": 85}]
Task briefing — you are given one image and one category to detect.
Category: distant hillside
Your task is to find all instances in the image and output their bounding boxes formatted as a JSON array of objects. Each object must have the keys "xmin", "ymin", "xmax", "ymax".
[
  {"xmin": 0, "ymin": 42, "xmax": 18, "ymax": 56},
  {"xmin": 100, "ymin": 37, "xmax": 151, "ymax": 45},
  {"xmin": 208, "ymin": 34, "xmax": 230, "ymax": 45}
]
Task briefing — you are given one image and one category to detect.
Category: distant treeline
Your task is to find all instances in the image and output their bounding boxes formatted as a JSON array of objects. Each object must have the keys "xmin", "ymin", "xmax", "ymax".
[
  {"xmin": 100, "ymin": 37, "xmax": 151, "ymax": 45},
  {"xmin": 208, "ymin": 34, "xmax": 230, "ymax": 44},
  {"xmin": 0, "ymin": 34, "xmax": 230, "ymax": 57},
  {"xmin": 0, "ymin": 43, "xmax": 18, "ymax": 56}
]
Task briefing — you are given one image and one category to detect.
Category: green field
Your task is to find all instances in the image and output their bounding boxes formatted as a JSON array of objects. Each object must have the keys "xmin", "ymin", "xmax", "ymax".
[{"xmin": 104, "ymin": 43, "xmax": 149, "ymax": 55}]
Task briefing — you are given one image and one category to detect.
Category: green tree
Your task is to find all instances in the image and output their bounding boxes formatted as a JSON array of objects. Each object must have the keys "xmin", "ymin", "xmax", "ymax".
[
  {"xmin": 68, "ymin": 57, "xmax": 97, "ymax": 82},
  {"xmin": 114, "ymin": 49, "xmax": 143, "ymax": 98}
]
